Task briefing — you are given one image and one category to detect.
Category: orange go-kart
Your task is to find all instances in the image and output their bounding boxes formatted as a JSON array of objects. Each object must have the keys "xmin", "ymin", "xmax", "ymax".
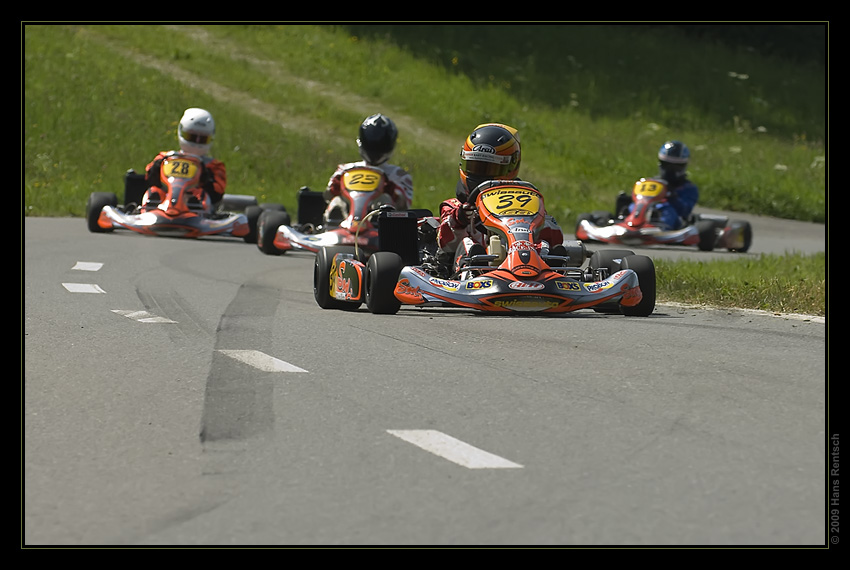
[
  {"xmin": 314, "ymin": 180, "xmax": 657, "ymax": 316},
  {"xmin": 86, "ymin": 153, "xmax": 273, "ymax": 242}
]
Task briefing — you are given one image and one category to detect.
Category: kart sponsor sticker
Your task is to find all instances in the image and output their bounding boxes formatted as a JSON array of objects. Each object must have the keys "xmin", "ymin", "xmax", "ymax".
[
  {"xmin": 332, "ymin": 257, "xmax": 362, "ymax": 301},
  {"xmin": 584, "ymin": 279, "xmax": 615, "ymax": 293},
  {"xmin": 555, "ymin": 280, "xmax": 581, "ymax": 291},
  {"xmin": 396, "ymin": 278, "xmax": 423, "ymax": 302},
  {"xmin": 508, "ymin": 281, "xmax": 544, "ymax": 291},
  {"xmin": 507, "ymin": 240, "xmax": 537, "ymax": 253},
  {"xmin": 466, "ymin": 279, "xmax": 494, "ymax": 290},
  {"xmin": 493, "ymin": 296, "xmax": 561, "ymax": 311},
  {"xmin": 429, "ymin": 277, "xmax": 461, "ymax": 291},
  {"xmin": 619, "ymin": 286, "xmax": 643, "ymax": 306}
]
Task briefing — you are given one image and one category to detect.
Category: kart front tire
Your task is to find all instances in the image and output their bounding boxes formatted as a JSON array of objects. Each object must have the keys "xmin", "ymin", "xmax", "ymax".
[
  {"xmin": 620, "ymin": 254, "xmax": 656, "ymax": 317},
  {"xmin": 86, "ymin": 192, "xmax": 118, "ymax": 233},
  {"xmin": 243, "ymin": 205, "xmax": 263, "ymax": 244},
  {"xmin": 257, "ymin": 210, "xmax": 291, "ymax": 255},
  {"xmin": 365, "ymin": 251, "xmax": 404, "ymax": 315},
  {"xmin": 313, "ymin": 246, "xmax": 362, "ymax": 311}
]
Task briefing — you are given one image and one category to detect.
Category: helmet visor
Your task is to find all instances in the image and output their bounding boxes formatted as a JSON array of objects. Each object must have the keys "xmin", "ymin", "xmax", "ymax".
[
  {"xmin": 461, "ymin": 150, "xmax": 516, "ymax": 179},
  {"xmin": 182, "ymin": 132, "xmax": 213, "ymax": 145}
]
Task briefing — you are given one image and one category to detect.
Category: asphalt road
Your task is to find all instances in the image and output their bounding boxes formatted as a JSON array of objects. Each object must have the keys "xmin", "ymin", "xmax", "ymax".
[{"xmin": 23, "ymin": 214, "xmax": 827, "ymax": 546}]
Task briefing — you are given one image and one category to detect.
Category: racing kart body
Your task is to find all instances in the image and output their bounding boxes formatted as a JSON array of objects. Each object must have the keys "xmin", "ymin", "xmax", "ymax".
[
  {"xmin": 314, "ymin": 180, "xmax": 657, "ymax": 316},
  {"xmin": 575, "ymin": 177, "xmax": 752, "ymax": 252},
  {"xmin": 256, "ymin": 164, "xmax": 433, "ymax": 258},
  {"xmin": 86, "ymin": 153, "xmax": 264, "ymax": 242}
]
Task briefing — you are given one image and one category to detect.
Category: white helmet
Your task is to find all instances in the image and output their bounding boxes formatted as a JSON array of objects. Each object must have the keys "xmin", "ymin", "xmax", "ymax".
[{"xmin": 178, "ymin": 108, "xmax": 215, "ymax": 156}]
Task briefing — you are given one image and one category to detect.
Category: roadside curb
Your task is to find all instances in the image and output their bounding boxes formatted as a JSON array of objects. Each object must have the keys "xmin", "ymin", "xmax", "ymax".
[{"xmin": 657, "ymin": 302, "xmax": 825, "ymax": 324}]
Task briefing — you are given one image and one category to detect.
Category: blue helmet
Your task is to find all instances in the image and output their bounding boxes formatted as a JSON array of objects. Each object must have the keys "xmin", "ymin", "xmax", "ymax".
[{"xmin": 657, "ymin": 140, "xmax": 690, "ymax": 183}]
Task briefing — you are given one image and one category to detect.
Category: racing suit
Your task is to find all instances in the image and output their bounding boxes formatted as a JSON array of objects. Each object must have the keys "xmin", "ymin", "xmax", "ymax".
[
  {"xmin": 145, "ymin": 150, "xmax": 227, "ymax": 207},
  {"xmin": 629, "ymin": 177, "xmax": 699, "ymax": 230},
  {"xmin": 436, "ymin": 179, "xmax": 564, "ymax": 270},
  {"xmin": 324, "ymin": 160, "xmax": 414, "ymax": 213}
]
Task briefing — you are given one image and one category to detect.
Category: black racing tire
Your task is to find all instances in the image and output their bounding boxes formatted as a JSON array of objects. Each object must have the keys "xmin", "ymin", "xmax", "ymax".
[
  {"xmin": 727, "ymin": 221, "xmax": 753, "ymax": 253},
  {"xmin": 243, "ymin": 205, "xmax": 263, "ymax": 244},
  {"xmin": 313, "ymin": 246, "xmax": 363, "ymax": 311},
  {"xmin": 86, "ymin": 192, "xmax": 118, "ymax": 233},
  {"xmin": 589, "ymin": 249, "xmax": 635, "ymax": 274},
  {"xmin": 620, "ymin": 254, "xmax": 656, "ymax": 317},
  {"xmin": 259, "ymin": 203, "xmax": 287, "ymax": 212},
  {"xmin": 590, "ymin": 249, "xmax": 635, "ymax": 313},
  {"xmin": 696, "ymin": 220, "xmax": 717, "ymax": 251},
  {"xmin": 365, "ymin": 251, "xmax": 404, "ymax": 315},
  {"xmin": 257, "ymin": 209, "xmax": 291, "ymax": 255}
]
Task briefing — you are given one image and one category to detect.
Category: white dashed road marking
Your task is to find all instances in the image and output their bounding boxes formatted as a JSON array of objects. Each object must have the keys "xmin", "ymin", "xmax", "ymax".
[
  {"xmin": 387, "ymin": 430, "xmax": 523, "ymax": 469},
  {"xmin": 111, "ymin": 309, "xmax": 177, "ymax": 324},
  {"xmin": 72, "ymin": 261, "xmax": 104, "ymax": 271},
  {"xmin": 62, "ymin": 283, "xmax": 106, "ymax": 294},
  {"xmin": 217, "ymin": 350, "xmax": 308, "ymax": 373}
]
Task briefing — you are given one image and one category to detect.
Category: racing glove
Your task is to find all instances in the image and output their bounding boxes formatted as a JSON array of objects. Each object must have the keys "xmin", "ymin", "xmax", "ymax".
[{"xmin": 451, "ymin": 203, "xmax": 476, "ymax": 229}]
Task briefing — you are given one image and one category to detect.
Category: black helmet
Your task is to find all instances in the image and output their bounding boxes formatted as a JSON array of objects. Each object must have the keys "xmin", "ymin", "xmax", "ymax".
[
  {"xmin": 357, "ymin": 114, "xmax": 398, "ymax": 166},
  {"xmin": 657, "ymin": 140, "xmax": 690, "ymax": 183},
  {"xmin": 457, "ymin": 123, "xmax": 521, "ymax": 202}
]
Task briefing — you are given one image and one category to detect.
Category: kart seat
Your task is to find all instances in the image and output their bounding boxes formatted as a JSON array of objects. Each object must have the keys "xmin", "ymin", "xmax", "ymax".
[{"xmin": 124, "ymin": 169, "xmax": 149, "ymax": 206}]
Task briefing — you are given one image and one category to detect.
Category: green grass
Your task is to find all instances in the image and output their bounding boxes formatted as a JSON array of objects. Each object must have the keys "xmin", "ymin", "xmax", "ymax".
[
  {"xmin": 656, "ymin": 252, "xmax": 825, "ymax": 316},
  {"xmin": 23, "ymin": 23, "xmax": 827, "ymax": 316}
]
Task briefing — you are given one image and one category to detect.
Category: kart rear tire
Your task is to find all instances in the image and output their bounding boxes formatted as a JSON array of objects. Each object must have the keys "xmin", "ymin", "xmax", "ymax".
[
  {"xmin": 313, "ymin": 246, "xmax": 363, "ymax": 311},
  {"xmin": 365, "ymin": 251, "xmax": 404, "ymax": 315},
  {"xmin": 589, "ymin": 249, "xmax": 635, "ymax": 274},
  {"xmin": 86, "ymin": 192, "xmax": 118, "ymax": 233},
  {"xmin": 590, "ymin": 249, "xmax": 635, "ymax": 313},
  {"xmin": 620, "ymin": 254, "xmax": 656, "ymax": 317},
  {"xmin": 259, "ymin": 203, "xmax": 287, "ymax": 212},
  {"xmin": 727, "ymin": 220, "xmax": 753, "ymax": 253},
  {"xmin": 696, "ymin": 220, "xmax": 717, "ymax": 251},
  {"xmin": 257, "ymin": 209, "xmax": 291, "ymax": 255}
]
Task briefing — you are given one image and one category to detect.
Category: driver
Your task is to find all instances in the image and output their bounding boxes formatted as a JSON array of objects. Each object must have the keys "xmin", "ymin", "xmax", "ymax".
[
  {"xmin": 143, "ymin": 108, "xmax": 227, "ymax": 210},
  {"xmin": 619, "ymin": 140, "xmax": 699, "ymax": 229},
  {"xmin": 323, "ymin": 113, "xmax": 413, "ymax": 225},
  {"xmin": 432, "ymin": 123, "xmax": 564, "ymax": 276}
]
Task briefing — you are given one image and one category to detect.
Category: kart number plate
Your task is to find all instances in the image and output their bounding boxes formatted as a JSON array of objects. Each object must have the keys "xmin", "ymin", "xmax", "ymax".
[
  {"xmin": 481, "ymin": 188, "xmax": 540, "ymax": 216},
  {"xmin": 634, "ymin": 179, "xmax": 666, "ymax": 197},
  {"xmin": 165, "ymin": 158, "xmax": 199, "ymax": 179},
  {"xmin": 343, "ymin": 169, "xmax": 382, "ymax": 191}
]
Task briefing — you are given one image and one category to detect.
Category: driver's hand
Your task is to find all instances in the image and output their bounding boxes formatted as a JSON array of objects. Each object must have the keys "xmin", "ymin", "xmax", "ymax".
[{"xmin": 451, "ymin": 203, "xmax": 476, "ymax": 228}]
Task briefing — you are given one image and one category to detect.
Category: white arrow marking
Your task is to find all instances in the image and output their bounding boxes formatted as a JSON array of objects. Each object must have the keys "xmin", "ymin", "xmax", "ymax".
[
  {"xmin": 62, "ymin": 283, "xmax": 106, "ymax": 293},
  {"xmin": 111, "ymin": 309, "xmax": 177, "ymax": 323},
  {"xmin": 387, "ymin": 430, "xmax": 523, "ymax": 469},
  {"xmin": 217, "ymin": 350, "xmax": 308, "ymax": 373},
  {"xmin": 72, "ymin": 262, "xmax": 104, "ymax": 271}
]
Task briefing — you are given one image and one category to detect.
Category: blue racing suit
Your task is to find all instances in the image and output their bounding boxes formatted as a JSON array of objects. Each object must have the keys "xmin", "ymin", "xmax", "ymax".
[{"xmin": 630, "ymin": 178, "xmax": 699, "ymax": 230}]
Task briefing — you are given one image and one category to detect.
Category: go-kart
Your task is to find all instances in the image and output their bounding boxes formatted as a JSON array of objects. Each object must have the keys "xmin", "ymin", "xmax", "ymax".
[
  {"xmin": 256, "ymin": 164, "xmax": 434, "ymax": 257},
  {"xmin": 575, "ymin": 177, "xmax": 752, "ymax": 252},
  {"xmin": 86, "ymin": 153, "xmax": 276, "ymax": 242},
  {"xmin": 313, "ymin": 180, "xmax": 657, "ymax": 316}
]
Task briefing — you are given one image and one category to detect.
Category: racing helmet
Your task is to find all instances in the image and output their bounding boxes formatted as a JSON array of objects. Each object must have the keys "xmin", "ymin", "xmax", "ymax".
[
  {"xmin": 178, "ymin": 108, "xmax": 215, "ymax": 156},
  {"xmin": 657, "ymin": 140, "xmax": 690, "ymax": 184},
  {"xmin": 457, "ymin": 123, "xmax": 521, "ymax": 202},
  {"xmin": 357, "ymin": 113, "xmax": 398, "ymax": 166}
]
